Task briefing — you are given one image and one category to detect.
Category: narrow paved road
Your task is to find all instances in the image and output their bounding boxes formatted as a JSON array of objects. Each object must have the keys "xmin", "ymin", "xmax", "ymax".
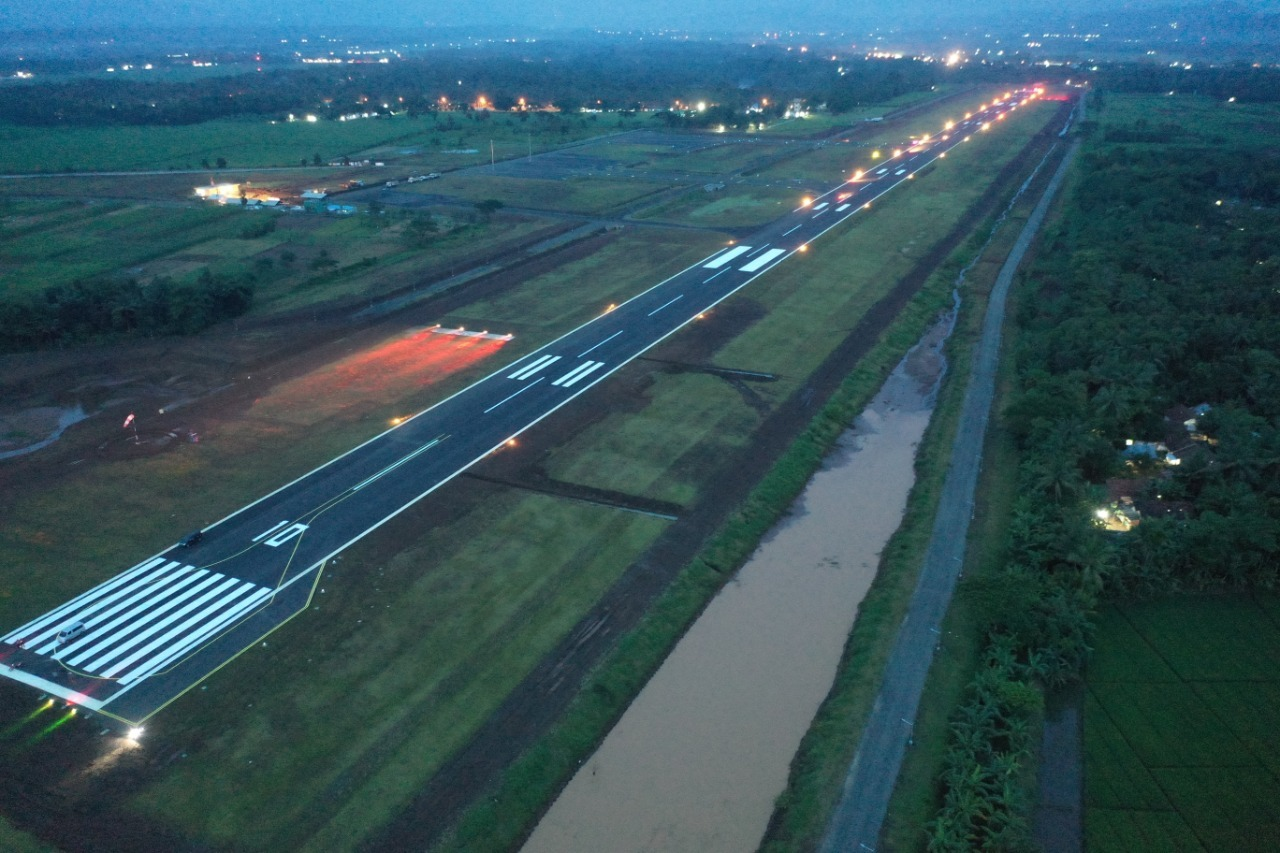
[{"xmin": 819, "ymin": 126, "xmax": 1082, "ymax": 852}]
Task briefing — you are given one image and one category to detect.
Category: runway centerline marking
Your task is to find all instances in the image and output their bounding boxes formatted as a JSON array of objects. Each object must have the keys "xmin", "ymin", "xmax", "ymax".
[
  {"xmin": 745, "ymin": 243, "xmax": 771, "ymax": 257},
  {"xmin": 578, "ymin": 330, "xmax": 622, "ymax": 358},
  {"xmin": 703, "ymin": 268, "xmax": 730, "ymax": 284},
  {"xmin": 783, "ymin": 224, "xmax": 802, "ymax": 236},
  {"xmin": 483, "ymin": 377, "xmax": 544, "ymax": 414},
  {"xmin": 352, "ymin": 437, "xmax": 444, "ymax": 491},
  {"xmin": 647, "ymin": 294, "xmax": 684, "ymax": 317}
]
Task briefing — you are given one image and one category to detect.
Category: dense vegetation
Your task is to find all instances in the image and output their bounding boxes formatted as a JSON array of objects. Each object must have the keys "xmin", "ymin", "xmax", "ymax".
[
  {"xmin": 925, "ymin": 92, "xmax": 1280, "ymax": 850},
  {"xmin": 0, "ymin": 269, "xmax": 254, "ymax": 349}
]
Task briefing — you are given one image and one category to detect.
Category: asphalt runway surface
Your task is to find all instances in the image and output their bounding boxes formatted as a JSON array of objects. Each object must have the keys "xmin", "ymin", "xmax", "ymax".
[{"xmin": 0, "ymin": 90, "xmax": 1041, "ymax": 728}]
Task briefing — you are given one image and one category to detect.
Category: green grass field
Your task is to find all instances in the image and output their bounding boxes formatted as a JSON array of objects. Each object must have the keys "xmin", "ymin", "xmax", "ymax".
[
  {"xmin": 633, "ymin": 185, "xmax": 799, "ymax": 229},
  {"xmin": 408, "ymin": 172, "xmax": 662, "ymax": 214},
  {"xmin": 1085, "ymin": 597, "xmax": 1280, "ymax": 853},
  {"xmin": 1096, "ymin": 93, "xmax": 1280, "ymax": 150},
  {"xmin": 0, "ymin": 195, "xmax": 561, "ymax": 316}
]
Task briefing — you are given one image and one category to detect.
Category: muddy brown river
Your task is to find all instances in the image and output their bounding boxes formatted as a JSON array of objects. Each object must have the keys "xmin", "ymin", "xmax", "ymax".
[{"xmin": 523, "ymin": 317, "xmax": 950, "ymax": 853}]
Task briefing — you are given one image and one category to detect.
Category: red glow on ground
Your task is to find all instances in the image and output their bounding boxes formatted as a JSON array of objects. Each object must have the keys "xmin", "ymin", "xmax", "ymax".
[{"xmin": 253, "ymin": 329, "xmax": 508, "ymax": 424}]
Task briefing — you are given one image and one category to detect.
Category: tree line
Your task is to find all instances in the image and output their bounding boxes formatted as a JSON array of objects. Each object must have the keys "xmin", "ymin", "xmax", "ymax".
[
  {"xmin": 0, "ymin": 269, "xmax": 254, "ymax": 350},
  {"xmin": 0, "ymin": 41, "xmax": 980, "ymax": 127}
]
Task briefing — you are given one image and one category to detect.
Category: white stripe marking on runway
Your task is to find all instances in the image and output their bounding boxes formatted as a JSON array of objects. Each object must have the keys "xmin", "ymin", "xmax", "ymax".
[
  {"xmin": 84, "ymin": 577, "xmax": 244, "ymax": 674},
  {"xmin": 116, "ymin": 586, "xmax": 273, "ymax": 684},
  {"xmin": 105, "ymin": 581, "xmax": 262, "ymax": 680},
  {"xmin": 251, "ymin": 520, "xmax": 290, "ymax": 542},
  {"xmin": 811, "ymin": 202, "xmax": 829, "ymax": 211},
  {"xmin": 53, "ymin": 566, "xmax": 211, "ymax": 659},
  {"xmin": 554, "ymin": 361, "xmax": 605, "ymax": 389},
  {"xmin": 703, "ymin": 268, "xmax": 729, "ymax": 284},
  {"xmin": 508, "ymin": 354, "xmax": 560, "ymax": 380},
  {"xmin": 783, "ymin": 224, "xmax": 802, "ymax": 236},
  {"xmin": 647, "ymin": 294, "xmax": 683, "ymax": 317},
  {"xmin": 3, "ymin": 557, "xmax": 167, "ymax": 644},
  {"xmin": 352, "ymin": 437, "xmax": 443, "ymax": 492},
  {"xmin": 578, "ymin": 331, "xmax": 622, "ymax": 358},
  {"xmin": 26, "ymin": 560, "xmax": 184, "ymax": 650},
  {"xmin": 551, "ymin": 361, "xmax": 601, "ymax": 387},
  {"xmin": 483, "ymin": 377, "xmax": 544, "ymax": 414},
  {"xmin": 702, "ymin": 245, "xmax": 752, "ymax": 269},
  {"xmin": 739, "ymin": 248, "xmax": 787, "ymax": 273},
  {"xmin": 65, "ymin": 571, "xmax": 225, "ymax": 667},
  {"xmin": 836, "ymin": 203, "xmax": 851, "ymax": 212}
]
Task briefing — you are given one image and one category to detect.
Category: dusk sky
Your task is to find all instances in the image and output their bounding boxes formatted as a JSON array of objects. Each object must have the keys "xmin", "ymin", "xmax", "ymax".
[{"xmin": 4, "ymin": 0, "xmax": 1190, "ymax": 33}]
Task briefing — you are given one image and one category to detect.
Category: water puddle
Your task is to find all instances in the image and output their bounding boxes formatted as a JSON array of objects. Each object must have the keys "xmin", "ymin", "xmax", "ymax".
[{"xmin": 523, "ymin": 311, "xmax": 954, "ymax": 853}]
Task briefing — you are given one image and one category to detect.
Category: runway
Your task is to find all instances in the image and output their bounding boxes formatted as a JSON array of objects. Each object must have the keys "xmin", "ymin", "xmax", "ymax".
[{"xmin": 0, "ymin": 89, "xmax": 1042, "ymax": 727}]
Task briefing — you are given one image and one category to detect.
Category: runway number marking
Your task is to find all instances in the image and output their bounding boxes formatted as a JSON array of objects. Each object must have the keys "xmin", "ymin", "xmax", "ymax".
[
  {"xmin": 261, "ymin": 523, "xmax": 309, "ymax": 547},
  {"xmin": 252, "ymin": 521, "xmax": 289, "ymax": 542}
]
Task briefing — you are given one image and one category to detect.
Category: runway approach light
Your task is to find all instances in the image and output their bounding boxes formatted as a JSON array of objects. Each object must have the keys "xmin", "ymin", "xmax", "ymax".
[
  {"xmin": 506, "ymin": 439, "xmax": 517, "ymax": 447},
  {"xmin": 801, "ymin": 196, "xmax": 813, "ymax": 207},
  {"xmin": 852, "ymin": 169, "xmax": 863, "ymax": 180},
  {"xmin": 892, "ymin": 149, "xmax": 902, "ymax": 158},
  {"xmin": 605, "ymin": 303, "xmax": 617, "ymax": 313},
  {"xmin": 126, "ymin": 727, "xmax": 145, "ymax": 742},
  {"xmin": 944, "ymin": 120, "xmax": 955, "ymax": 130},
  {"xmin": 797, "ymin": 244, "xmax": 809, "ymax": 252},
  {"xmin": 390, "ymin": 417, "xmax": 405, "ymax": 426},
  {"xmin": 940, "ymin": 152, "xmax": 947, "ymax": 158},
  {"xmin": 871, "ymin": 150, "xmax": 881, "ymax": 159}
]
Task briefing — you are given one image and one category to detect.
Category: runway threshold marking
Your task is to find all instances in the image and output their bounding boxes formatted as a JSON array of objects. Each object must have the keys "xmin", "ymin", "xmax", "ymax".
[
  {"xmin": 578, "ymin": 330, "xmax": 622, "ymax": 358},
  {"xmin": 509, "ymin": 354, "xmax": 561, "ymax": 380},
  {"xmin": 703, "ymin": 245, "xmax": 752, "ymax": 269},
  {"xmin": 552, "ymin": 361, "xmax": 606, "ymax": 388},
  {"xmin": 811, "ymin": 202, "xmax": 829, "ymax": 211},
  {"xmin": 5, "ymin": 557, "xmax": 171, "ymax": 647},
  {"xmin": 739, "ymin": 248, "xmax": 787, "ymax": 273},
  {"xmin": 647, "ymin": 294, "xmax": 684, "ymax": 317},
  {"xmin": 484, "ymin": 377, "xmax": 544, "ymax": 414},
  {"xmin": 836, "ymin": 203, "xmax": 852, "ymax": 212},
  {"xmin": 5, "ymin": 556, "xmax": 276, "ymax": 686}
]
